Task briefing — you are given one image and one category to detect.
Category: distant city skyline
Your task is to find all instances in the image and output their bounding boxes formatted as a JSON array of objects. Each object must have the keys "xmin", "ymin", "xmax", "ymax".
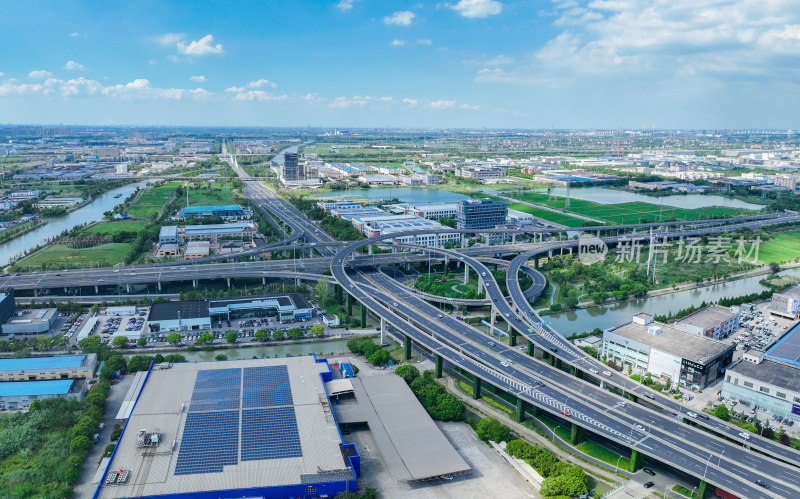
[{"xmin": 1, "ymin": 1, "xmax": 799, "ymax": 129}]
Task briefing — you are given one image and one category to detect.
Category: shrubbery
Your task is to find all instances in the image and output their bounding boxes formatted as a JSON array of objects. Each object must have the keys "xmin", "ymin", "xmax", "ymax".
[
  {"xmin": 408, "ymin": 371, "xmax": 463, "ymax": 421},
  {"xmin": 505, "ymin": 438, "xmax": 588, "ymax": 498},
  {"xmin": 346, "ymin": 337, "xmax": 391, "ymax": 366}
]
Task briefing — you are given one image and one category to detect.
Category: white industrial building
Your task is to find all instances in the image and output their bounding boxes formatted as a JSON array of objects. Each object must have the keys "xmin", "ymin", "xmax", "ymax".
[
  {"xmin": 673, "ymin": 304, "xmax": 741, "ymax": 340},
  {"xmin": 770, "ymin": 284, "xmax": 800, "ymax": 319}
]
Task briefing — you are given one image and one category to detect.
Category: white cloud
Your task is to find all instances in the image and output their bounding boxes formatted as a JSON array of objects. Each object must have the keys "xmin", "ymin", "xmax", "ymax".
[
  {"xmin": 0, "ymin": 72, "xmax": 4, "ymax": 78},
  {"xmin": 329, "ymin": 95, "xmax": 392, "ymax": 108},
  {"xmin": 177, "ymin": 34, "xmax": 224, "ymax": 56},
  {"xmin": 337, "ymin": 0, "xmax": 358, "ymax": 11},
  {"xmin": 190, "ymin": 75, "xmax": 207, "ymax": 82},
  {"xmin": 69, "ymin": 32, "xmax": 87, "ymax": 38},
  {"xmin": 245, "ymin": 79, "xmax": 277, "ymax": 88},
  {"xmin": 64, "ymin": 60, "xmax": 85, "ymax": 71},
  {"xmin": 416, "ymin": 39, "xmax": 433, "ymax": 45},
  {"xmin": 28, "ymin": 70, "xmax": 53, "ymax": 79},
  {"xmin": 450, "ymin": 0, "xmax": 503, "ymax": 18},
  {"xmin": 759, "ymin": 24, "xmax": 800, "ymax": 53},
  {"xmin": 486, "ymin": 54, "xmax": 513, "ymax": 65},
  {"xmin": 429, "ymin": 99, "xmax": 456, "ymax": 109},
  {"xmin": 0, "ymin": 76, "xmax": 208, "ymax": 101},
  {"xmin": 402, "ymin": 98, "xmax": 418, "ymax": 106},
  {"xmin": 459, "ymin": 103, "xmax": 480, "ymax": 109},
  {"xmin": 230, "ymin": 90, "xmax": 287, "ymax": 101},
  {"xmin": 391, "ymin": 39, "xmax": 407, "ymax": 46},
  {"xmin": 152, "ymin": 33, "xmax": 184, "ymax": 45},
  {"xmin": 384, "ymin": 11, "xmax": 416, "ymax": 26}
]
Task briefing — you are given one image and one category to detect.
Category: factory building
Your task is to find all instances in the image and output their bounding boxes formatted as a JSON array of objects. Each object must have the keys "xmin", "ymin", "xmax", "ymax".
[
  {"xmin": 603, "ymin": 314, "xmax": 735, "ymax": 388},
  {"xmin": 770, "ymin": 284, "xmax": 800, "ymax": 319},
  {"xmin": 94, "ymin": 357, "xmax": 359, "ymax": 499},
  {"xmin": 0, "ymin": 379, "xmax": 88, "ymax": 409},
  {"xmin": 0, "ymin": 354, "xmax": 98, "ymax": 382},
  {"xmin": 674, "ymin": 304, "xmax": 741, "ymax": 340},
  {"xmin": 180, "ymin": 205, "xmax": 247, "ymax": 219}
]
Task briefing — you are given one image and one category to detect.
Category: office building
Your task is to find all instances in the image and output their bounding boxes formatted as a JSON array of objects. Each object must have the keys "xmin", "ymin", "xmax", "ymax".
[
  {"xmin": 456, "ymin": 198, "xmax": 508, "ymax": 231},
  {"xmin": 94, "ymin": 357, "xmax": 360, "ymax": 499},
  {"xmin": 2, "ymin": 308, "xmax": 58, "ymax": 336},
  {"xmin": 770, "ymin": 284, "xmax": 800, "ymax": 319},
  {"xmin": 283, "ymin": 152, "xmax": 302, "ymax": 181},
  {"xmin": 147, "ymin": 301, "xmax": 212, "ymax": 333},
  {"xmin": 674, "ymin": 304, "xmax": 741, "ymax": 340},
  {"xmin": 209, "ymin": 293, "xmax": 313, "ymax": 322},
  {"xmin": 602, "ymin": 314, "xmax": 735, "ymax": 388}
]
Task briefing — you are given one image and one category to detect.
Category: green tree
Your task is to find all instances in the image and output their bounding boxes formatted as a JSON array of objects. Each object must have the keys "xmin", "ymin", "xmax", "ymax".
[
  {"xmin": 316, "ymin": 277, "xmax": 332, "ymax": 306},
  {"xmin": 225, "ymin": 331, "xmax": 238, "ymax": 344},
  {"xmin": 69, "ymin": 435, "xmax": 92, "ymax": 454},
  {"xmin": 308, "ymin": 325, "xmax": 325, "ymax": 338},
  {"xmin": 112, "ymin": 336, "xmax": 129, "ymax": 349},
  {"xmin": 395, "ymin": 364, "xmax": 420, "ymax": 384},
  {"xmin": 272, "ymin": 329, "xmax": 285, "ymax": 341},
  {"xmin": 714, "ymin": 404, "xmax": 730, "ymax": 421},
  {"xmin": 197, "ymin": 332, "xmax": 214, "ymax": 345},
  {"xmin": 166, "ymin": 333, "xmax": 182, "ymax": 346},
  {"xmin": 476, "ymin": 417, "xmax": 511, "ymax": 443},
  {"xmin": 163, "ymin": 354, "xmax": 186, "ymax": 363},
  {"xmin": 215, "ymin": 354, "xmax": 228, "ymax": 361},
  {"xmin": 432, "ymin": 393, "xmax": 463, "ymax": 421},
  {"xmin": 128, "ymin": 355, "xmax": 154, "ymax": 372},
  {"xmin": 254, "ymin": 329, "xmax": 269, "ymax": 341},
  {"xmin": 540, "ymin": 473, "xmax": 588, "ymax": 497},
  {"xmin": 136, "ymin": 337, "xmax": 148, "ymax": 347},
  {"xmin": 287, "ymin": 327, "xmax": 304, "ymax": 340},
  {"xmin": 368, "ymin": 348, "xmax": 391, "ymax": 365}
]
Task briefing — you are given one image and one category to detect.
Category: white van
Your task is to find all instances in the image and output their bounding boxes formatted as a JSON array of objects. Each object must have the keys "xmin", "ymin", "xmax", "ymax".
[{"xmin": 602, "ymin": 370, "xmax": 612, "ymax": 377}]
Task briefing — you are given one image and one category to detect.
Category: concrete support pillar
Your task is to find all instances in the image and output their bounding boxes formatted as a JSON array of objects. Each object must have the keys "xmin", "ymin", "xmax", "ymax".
[
  {"xmin": 477, "ymin": 278, "xmax": 484, "ymax": 294},
  {"xmin": 472, "ymin": 377, "xmax": 482, "ymax": 400},
  {"xmin": 126, "ymin": 283, "xmax": 132, "ymax": 293},
  {"xmin": 368, "ymin": 245, "xmax": 373, "ymax": 255},
  {"xmin": 548, "ymin": 355, "xmax": 556, "ymax": 367},
  {"xmin": 335, "ymin": 285, "xmax": 343, "ymax": 303},
  {"xmin": 512, "ymin": 233, "xmax": 517, "ymax": 244},
  {"xmin": 629, "ymin": 449, "xmax": 643, "ymax": 472},
  {"xmin": 295, "ymin": 278, "xmax": 300, "ymax": 286},
  {"xmin": 380, "ymin": 318, "xmax": 387, "ymax": 345},
  {"xmin": 34, "ymin": 288, "xmax": 39, "ymax": 297},
  {"xmin": 158, "ymin": 281, "xmax": 162, "ymax": 291},
  {"xmin": 555, "ymin": 358, "xmax": 563, "ymax": 369},
  {"xmin": 227, "ymin": 277, "xmax": 231, "ymax": 288},
  {"xmin": 570, "ymin": 423, "xmax": 585, "ymax": 445},
  {"xmin": 404, "ymin": 334, "xmax": 412, "ymax": 360},
  {"xmin": 435, "ymin": 354, "xmax": 443, "ymax": 378},
  {"xmin": 698, "ymin": 480, "xmax": 709, "ymax": 499},
  {"xmin": 534, "ymin": 256, "xmax": 540, "ymax": 269},
  {"xmin": 490, "ymin": 306, "xmax": 496, "ymax": 331},
  {"xmin": 444, "ymin": 255, "xmax": 449, "ymax": 267},
  {"xmin": 392, "ymin": 245, "xmax": 397, "ymax": 254},
  {"xmin": 262, "ymin": 277, "xmax": 266, "ymax": 286},
  {"xmin": 509, "ymin": 329, "xmax": 517, "ymax": 347},
  {"xmin": 548, "ymin": 249, "xmax": 553, "ymax": 257},
  {"xmin": 527, "ymin": 342, "xmax": 534, "ymax": 356},
  {"xmin": 464, "ymin": 265, "xmax": 469, "ymax": 284},
  {"xmin": 95, "ymin": 285, "xmax": 99, "ymax": 293},
  {"xmin": 515, "ymin": 397, "xmax": 526, "ymax": 423},
  {"xmin": 461, "ymin": 236, "xmax": 467, "ymax": 248},
  {"xmin": 347, "ymin": 293, "xmax": 353, "ymax": 316},
  {"xmin": 360, "ymin": 305, "xmax": 366, "ymax": 328},
  {"xmin": 192, "ymin": 279, "xmax": 198, "ymax": 288}
]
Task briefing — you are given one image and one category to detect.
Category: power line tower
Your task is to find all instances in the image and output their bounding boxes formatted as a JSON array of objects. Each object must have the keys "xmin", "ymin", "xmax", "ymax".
[{"xmin": 547, "ymin": 185, "xmax": 555, "ymax": 201}]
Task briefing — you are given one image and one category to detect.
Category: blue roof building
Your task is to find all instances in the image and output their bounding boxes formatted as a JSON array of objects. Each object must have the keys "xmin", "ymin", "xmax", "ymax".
[
  {"xmin": 181, "ymin": 205, "xmax": 247, "ymax": 218},
  {"xmin": 0, "ymin": 378, "xmax": 86, "ymax": 408}
]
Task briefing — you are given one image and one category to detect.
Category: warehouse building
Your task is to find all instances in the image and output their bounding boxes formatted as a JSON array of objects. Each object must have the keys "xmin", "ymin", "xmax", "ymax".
[
  {"xmin": 94, "ymin": 357, "xmax": 359, "ymax": 499},
  {"xmin": 180, "ymin": 205, "xmax": 247, "ymax": 219},
  {"xmin": 770, "ymin": 284, "xmax": 800, "ymax": 319},
  {"xmin": 159, "ymin": 225, "xmax": 180, "ymax": 244},
  {"xmin": 184, "ymin": 241, "xmax": 211, "ymax": 259},
  {"xmin": 2, "ymin": 308, "xmax": 58, "ymax": 336},
  {"xmin": 603, "ymin": 314, "xmax": 735, "ymax": 388},
  {"xmin": 0, "ymin": 354, "xmax": 97, "ymax": 382},
  {"xmin": 0, "ymin": 378, "xmax": 88, "ymax": 409},
  {"xmin": 722, "ymin": 323, "xmax": 800, "ymax": 422},
  {"xmin": 181, "ymin": 222, "xmax": 256, "ymax": 242},
  {"xmin": 147, "ymin": 301, "xmax": 212, "ymax": 333},
  {"xmin": 674, "ymin": 304, "xmax": 741, "ymax": 340},
  {"xmin": 0, "ymin": 290, "xmax": 15, "ymax": 328}
]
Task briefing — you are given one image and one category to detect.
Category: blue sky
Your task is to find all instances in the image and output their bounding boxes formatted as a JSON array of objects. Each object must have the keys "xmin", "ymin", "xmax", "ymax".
[{"xmin": 1, "ymin": 0, "xmax": 799, "ymax": 128}]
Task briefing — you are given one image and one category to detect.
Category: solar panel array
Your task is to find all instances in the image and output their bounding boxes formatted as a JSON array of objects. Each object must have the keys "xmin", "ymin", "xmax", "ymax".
[
  {"xmin": 175, "ymin": 366, "xmax": 303, "ymax": 476},
  {"xmin": 174, "ymin": 410, "xmax": 239, "ymax": 475},
  {"xmin": 241, "ymin": 407, "xmax": 302, "ymax": 461},
  {"xmin": 243, "ymin": 366, "xmax": 292, "ymax": 408},
  {"xmin": 189, "ymin": 368, "xmax": 242, "ymax": 412}
]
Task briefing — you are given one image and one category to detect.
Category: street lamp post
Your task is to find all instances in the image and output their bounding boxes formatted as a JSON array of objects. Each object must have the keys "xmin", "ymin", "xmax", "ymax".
[
  {"xmin": 615, "ymin": 455, "xmax": 623, "ymax": 474},
  {"xmin": 702, "ymin": 453, "xmax": 713, "ymax": 481}
]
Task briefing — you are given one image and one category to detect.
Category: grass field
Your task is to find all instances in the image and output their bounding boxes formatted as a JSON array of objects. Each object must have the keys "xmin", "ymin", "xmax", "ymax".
[
  {"xmin": 757, "ymin": 231, "xmax": 800, "ymax": 264},
  {"xmin": 186, "ymin": 182, "xmax": 236, "ymax": 206},
  {"xmin": 507, "ymin": 202, "xmax": 587, "ymax": 227},
  {"xmin": 127, "ymin": 182, "xmax": 181, "ymax": 219},
  {"xmin": 577, "ymin": 440, "xmax": 630, "ymax": 470},
  {"xmin": 82, "ymin": 221, "xmax": 149, "ymax": 236},
  {"xmin": 512, "ymin": 192, "xmax": 752, "ymax": 225},
  {"xmin": 15, "ymin": 242, "xmax": 131, "ymax": 270}
]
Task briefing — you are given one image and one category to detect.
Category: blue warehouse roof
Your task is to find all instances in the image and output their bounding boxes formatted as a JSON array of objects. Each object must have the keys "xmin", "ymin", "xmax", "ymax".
[
  {"xmin": 0, "ymin": 354, "xmax": 87, "ymax": 372},
  {"xmin": 0, "ymin": 379, "xmax": 74, "ymax": 396},
  {"xmin": 183, "ymin": 205, "xmax": 244, "ymax": 213}
]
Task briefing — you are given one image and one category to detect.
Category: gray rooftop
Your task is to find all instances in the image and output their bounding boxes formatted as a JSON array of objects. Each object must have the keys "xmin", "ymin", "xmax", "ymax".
[
  {"xmin": 97, "ymin": 357, "xmax": 346, "ymax": 498},
  {"xmin": 777, "ymin": 284, "xmax": 800, "ymax": 301},
  {"xmin": 766, "ymin": 323, "xmax": 800, "ymax": 368},
  {"xmin": 332, "ymin": 374, "xmax": 470, "ymax": 481},
  {"xmin": 728, "ymin": 358, "xmax": 800, "ymax": 393},
  {"xmin": 676, "ymin": 305, "xmax": 737, "ymax": 330},
  {"xmin": 607, "ymin": 321, "xmax": 734, "ymax": 364}
]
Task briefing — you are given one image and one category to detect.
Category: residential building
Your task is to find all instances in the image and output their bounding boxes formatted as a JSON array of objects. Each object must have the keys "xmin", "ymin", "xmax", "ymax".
[
  {"xmin": 456, "ymin": 198, "xmax": 508, "ymax": 231},
  {"xmin": 602, "ymin": 314, "xmax": 735, "ymax": 388},
  {"xmin": 674, "ymin": 304, "xmax": 741, "ymax": 340}
]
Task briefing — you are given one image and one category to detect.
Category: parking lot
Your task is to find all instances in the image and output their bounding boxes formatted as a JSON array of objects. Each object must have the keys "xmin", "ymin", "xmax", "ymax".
[
  {"xmin": 727, "ymin": 302, "xmax": 796, "ymax": 357},
  {"xmin": 97, "ymin": 311, "xmax": 147, "ymax": 344}
]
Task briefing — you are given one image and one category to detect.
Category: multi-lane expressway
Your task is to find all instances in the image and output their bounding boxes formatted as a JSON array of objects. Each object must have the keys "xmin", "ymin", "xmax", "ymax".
[{"xmin": 329, "ymin": 219, "xmax": 800, "ymax": 498}]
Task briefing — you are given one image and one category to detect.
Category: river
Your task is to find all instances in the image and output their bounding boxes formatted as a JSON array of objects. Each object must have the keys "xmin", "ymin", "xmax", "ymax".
[
  {"xmin": 0, "ymin": 181, "xmax": 151, "ymax": 266},
  {"xmin": 546, "ymin": 269, "xmax": 800, "ymax": 336},
  {"xmin": 521, "ymin": 186, "xmax": 765, "ymax": 211},
  {"xmin": 124, "ymin": 338, "xmax": 352, "ymax": 363}
]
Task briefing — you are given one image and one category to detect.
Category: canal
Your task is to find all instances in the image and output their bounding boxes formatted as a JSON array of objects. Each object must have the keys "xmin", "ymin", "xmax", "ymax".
[{"xmin": 124, "ymin": 338, "xmax": 352, "ymax": 363}]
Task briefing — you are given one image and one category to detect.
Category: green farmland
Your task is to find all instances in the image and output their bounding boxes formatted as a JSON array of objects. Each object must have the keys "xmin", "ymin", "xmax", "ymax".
[
  {"xmin": 82, "ymin": 221, "xmax": 149, "ymax": 236},
  {"xmin": 186, "ymin": 182, "xmax": 237, "ymax": 206},
  {"xmin": 511, "ymin": 192, "xmax": 753, "ymax": 225},
  {"xmin": 758, "ymin": 231, "xmax": 800, "ymax": 264},
  {"xmin": 127, "ymin": 182, "xmax": 181, "ymax": 219},
  {"xmin": 13, "ymin": 243, "xmax": 131, "ymax": 270}
]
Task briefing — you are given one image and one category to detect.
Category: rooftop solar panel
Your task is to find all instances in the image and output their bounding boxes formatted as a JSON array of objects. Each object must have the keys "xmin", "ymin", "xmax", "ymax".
[
  {"xmin": 175, "ymin": 410, "xmax": 240, "ymax": 475},
  {"xmin": 242, "ymin": 365, "xmax": 293, "ymax": 408},
  {"xmin": 189, "ymin": 368, "xmax": 242, "ymax": 412},
  {"xmin": 766, "ymin": 323, "xmax": 800, "ymax": 366},
  {"xmin": 241, "ymin": 407, "xmax": 302, "ymax": 461}
]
